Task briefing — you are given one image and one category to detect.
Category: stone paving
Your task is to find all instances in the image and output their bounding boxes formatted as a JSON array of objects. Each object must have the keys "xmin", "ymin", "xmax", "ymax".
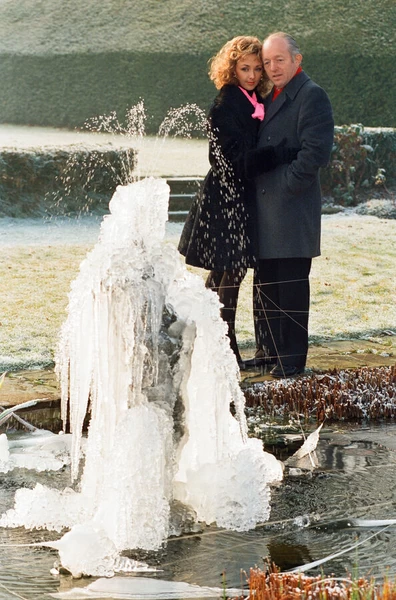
[{"xmin": 1, "ymin": 336, "xmax": 394, "ymax": 414}]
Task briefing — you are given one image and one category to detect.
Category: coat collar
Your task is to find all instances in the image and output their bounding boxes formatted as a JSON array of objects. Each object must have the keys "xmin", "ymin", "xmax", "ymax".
[
  {"xmin": 217, "ymin": 84, "xmax": 263, "ymax": 106},
  {"xmin": 214, "ymin": 84, "xmax": 263, "ymax": 128},
  {"xmin": 261, "ymin": 71, "xmax": 310, "ymax": 130}
]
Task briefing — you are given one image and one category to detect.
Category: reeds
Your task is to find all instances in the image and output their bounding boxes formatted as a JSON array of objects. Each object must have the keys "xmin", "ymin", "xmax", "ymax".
[
  {"xmin": 243, "ymin": 564, "xmax": 396, "ymax": 600},
  {"xmin": 244, "ymin": 366, "xmax": 396, "ymax": 422}
]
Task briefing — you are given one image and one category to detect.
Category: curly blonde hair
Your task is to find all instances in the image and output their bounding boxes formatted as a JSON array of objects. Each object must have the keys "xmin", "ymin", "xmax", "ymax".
[{"xmin": 209, "ymin": 36, "xmax": 271, "ymax": 96}]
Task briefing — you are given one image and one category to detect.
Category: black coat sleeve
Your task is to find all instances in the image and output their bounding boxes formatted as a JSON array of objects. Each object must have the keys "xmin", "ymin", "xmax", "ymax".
[{"xmin": 207, "ymin": 99, "xmax": 250, "ymax": 181}]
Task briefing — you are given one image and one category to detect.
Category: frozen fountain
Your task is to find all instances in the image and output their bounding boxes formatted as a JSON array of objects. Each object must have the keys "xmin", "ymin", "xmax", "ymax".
[{"xmin": 0, "ymin": 106, "xmax": 283, "ymax": 578}]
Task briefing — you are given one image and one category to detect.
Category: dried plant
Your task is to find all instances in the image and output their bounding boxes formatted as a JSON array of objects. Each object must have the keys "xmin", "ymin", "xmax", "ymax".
[
  {"xmin": 244, "ymin": 366, "xmax": 396, "ymax": 422},
  {"xmin": 241, "ymin": 564, "xmax": 396, "ymax": 600}
]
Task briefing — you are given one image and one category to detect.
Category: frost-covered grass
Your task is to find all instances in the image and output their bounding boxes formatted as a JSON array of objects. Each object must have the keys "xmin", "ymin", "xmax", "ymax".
[
  {"xmin": 0, "ymin": 244, "xmax": 91, "ymax": 370},
  {"xmin": 189, "ymin": 213, "xmax": 396, "ymax": 347},
  {"xmin": 309, "ymin": 214, "xmax": 396, "ymax": 340},
  {"xmin": 0, "ymin": 213, "xmax": 394, "ymax": 371}
]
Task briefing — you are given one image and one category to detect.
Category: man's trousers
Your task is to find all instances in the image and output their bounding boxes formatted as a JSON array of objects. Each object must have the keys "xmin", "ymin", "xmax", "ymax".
[{"xmin": 253, "ymin": 257, "xmax": 312, "ymax": 369}]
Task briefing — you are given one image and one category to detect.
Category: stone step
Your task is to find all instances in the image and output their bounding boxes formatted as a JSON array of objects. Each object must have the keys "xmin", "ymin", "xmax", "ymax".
[{"xmin": 167, "ymin": 176, "xmax": 202, "ymax": 215}]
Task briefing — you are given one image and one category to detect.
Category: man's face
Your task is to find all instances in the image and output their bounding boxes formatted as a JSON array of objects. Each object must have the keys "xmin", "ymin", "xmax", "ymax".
[{"xmin": 262, "ymin": 37, "xmax": 302, "ymax": 89}]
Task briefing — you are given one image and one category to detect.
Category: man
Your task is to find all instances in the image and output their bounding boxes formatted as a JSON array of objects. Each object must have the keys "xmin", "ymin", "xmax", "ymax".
[{"xmin": 245, "ymin": 32, "xmax": 334, "ymax": 378}]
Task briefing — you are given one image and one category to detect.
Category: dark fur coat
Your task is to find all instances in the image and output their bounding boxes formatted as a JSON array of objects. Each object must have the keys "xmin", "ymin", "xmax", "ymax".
[{"xmin": 178, "ymin": 84, "xmax": 262, "ymax": 270}]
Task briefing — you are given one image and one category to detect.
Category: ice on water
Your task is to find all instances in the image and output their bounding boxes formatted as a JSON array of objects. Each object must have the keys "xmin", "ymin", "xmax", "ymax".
[
  {"xmin": 0, "ymin": 430, "xmax": 73, "ymax": 473},
  {"xmin": 49, "ymin": 576, "xmax": 245, "ymax": 599},
  {"xmin": 0, "ymin": 177, "xmax": 282, "ymax": 576}
]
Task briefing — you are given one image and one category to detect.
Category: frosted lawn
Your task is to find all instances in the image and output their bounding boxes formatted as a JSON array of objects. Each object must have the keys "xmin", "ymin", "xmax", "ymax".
[{"xmin": 0, "ymin": 212, "xmax": 395, "ymax": 372}]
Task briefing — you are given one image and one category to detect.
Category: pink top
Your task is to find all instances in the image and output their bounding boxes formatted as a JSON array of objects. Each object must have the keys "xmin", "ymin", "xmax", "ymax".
[{"xmin": 238, "ymin": 86, "xmax": 265, "ymax": 121}]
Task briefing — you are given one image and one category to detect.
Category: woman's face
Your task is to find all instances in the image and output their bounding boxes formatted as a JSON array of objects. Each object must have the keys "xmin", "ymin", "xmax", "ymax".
[{"xmin": 234, "ymin": 54, "xmax": 263, "ymax": 91}]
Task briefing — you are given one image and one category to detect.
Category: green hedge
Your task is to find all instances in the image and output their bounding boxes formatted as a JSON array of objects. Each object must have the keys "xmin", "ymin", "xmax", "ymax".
[
  {"xmin": 0, "ymin": 128, "xmax": 394, "ymax": 218},
  {"xmin": 0, "ymin": 52, "xmax": 211, "ymax": 134},
  {"xmin": 0, "ymin": 147, "xmax": 136, "ymax": 217},
  {"xmin": 0, "ymin": 51, "xmax": 395, "ymax": 135}
]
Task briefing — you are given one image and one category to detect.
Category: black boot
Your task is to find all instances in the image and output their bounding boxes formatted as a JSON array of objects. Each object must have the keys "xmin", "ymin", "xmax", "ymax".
[
  {"xmin": 243, "ymin": 348, "xmax": 277, "ymax": 370},
  {"xmin": 224, "ymin": 319, "xmax": 245, "ymax": 369}
]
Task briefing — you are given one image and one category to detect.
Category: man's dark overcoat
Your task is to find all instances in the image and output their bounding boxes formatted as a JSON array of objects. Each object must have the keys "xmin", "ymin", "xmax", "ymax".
[
  {"xmin": 178, "ymin": 84, "xmax": 261, "ymax": 270},
  {"xmin": 255, "ymin": 71, "xmax": 334, "ymax": 259}
]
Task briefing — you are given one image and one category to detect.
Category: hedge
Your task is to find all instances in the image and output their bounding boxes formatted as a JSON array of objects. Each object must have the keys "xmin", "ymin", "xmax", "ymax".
[
  {"xmin": 0, "ymin": 127, "xmax": 394, "ymax": 217},
  {"xmin": 0, "ymin": 147, "xmax": 136, "ymax": 217},
  {"xmin": 0, "ymin": 51, "xmax": 395, "ymax": 137}
]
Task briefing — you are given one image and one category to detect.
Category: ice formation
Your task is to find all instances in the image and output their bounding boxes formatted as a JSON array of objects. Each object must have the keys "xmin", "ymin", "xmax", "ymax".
[
  {"xmin": 49, "ymin": 576, "xmax": 245, "ymax": 599},
  {"xmin": 0, "ymin": 430, "xmax": 73, "ymax": 473},
  {"xmin": 0, "ymin": 178, "xmax": 282, "ymax": 576}
]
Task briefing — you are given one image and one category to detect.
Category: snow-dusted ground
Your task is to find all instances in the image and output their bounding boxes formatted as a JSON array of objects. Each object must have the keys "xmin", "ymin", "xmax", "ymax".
[
  {"xmin": 0, "ymin": 215, "xmax": 184, "ymax": 247},
  {"xmin": 0, "ymin": 215, "xmax": 102, "ymax": 246}
]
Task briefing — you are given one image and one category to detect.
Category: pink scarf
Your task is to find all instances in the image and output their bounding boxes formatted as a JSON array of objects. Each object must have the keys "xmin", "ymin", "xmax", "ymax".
[{"xmin": 238, "ymin": 86, "xmax": 265, "ymax": 121}]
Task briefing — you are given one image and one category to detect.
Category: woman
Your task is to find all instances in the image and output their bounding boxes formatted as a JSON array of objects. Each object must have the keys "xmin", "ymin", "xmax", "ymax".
[{"xmin": 178, "ymin": 36, "xmax": 294, "ymax": 367}]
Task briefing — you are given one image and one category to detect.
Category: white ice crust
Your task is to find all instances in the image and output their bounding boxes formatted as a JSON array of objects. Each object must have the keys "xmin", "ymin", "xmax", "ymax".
[
  {"xmin": 0, "ymin": 430, "xmax": 73, "ymax": 473},
  {"xmin": 49, "ymin": 576, "xmax": 246, "ymax": 599}
]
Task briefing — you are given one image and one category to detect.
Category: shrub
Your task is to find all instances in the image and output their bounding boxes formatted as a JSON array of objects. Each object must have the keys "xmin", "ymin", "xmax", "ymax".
[
  {"xmin": 0, "ymin": 147, "xmax": 136, "ymax": 217},
  {"xmin": 321, "ymin": 125, "xmax": 396, "ymax": 205}
]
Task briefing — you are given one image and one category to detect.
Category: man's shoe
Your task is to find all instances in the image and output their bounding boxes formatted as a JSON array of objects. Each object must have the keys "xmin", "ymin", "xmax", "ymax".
[{"xmin": 270, "ymin": 364, "xmax": 305, "ymax": 379}]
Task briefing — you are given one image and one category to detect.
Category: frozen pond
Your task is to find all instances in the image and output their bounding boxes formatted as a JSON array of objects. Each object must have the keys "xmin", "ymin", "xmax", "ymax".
[{"xmin": 1, "ymin": 422, "xmax": 396, "ymax": 598}]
